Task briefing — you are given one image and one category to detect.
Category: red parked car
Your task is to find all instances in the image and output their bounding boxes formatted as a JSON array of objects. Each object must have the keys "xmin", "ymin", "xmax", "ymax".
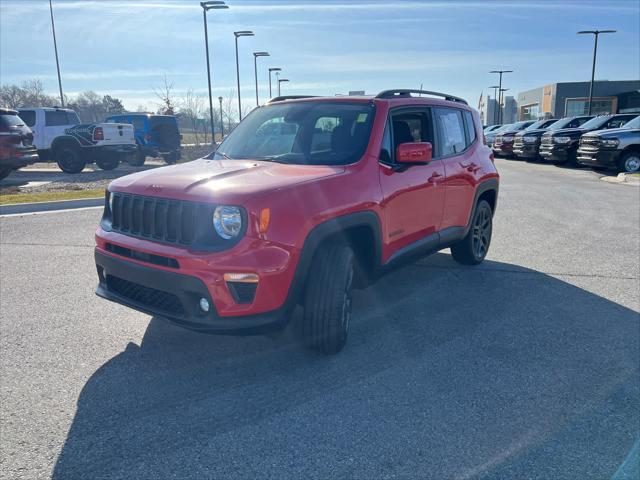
[
  {"xmin": 95, "ymin": 90, "xmax": 499, "ymax": 353},
  {"xmin": 0, "ymin": 108, "xmax": 39, "ymax": 180}
]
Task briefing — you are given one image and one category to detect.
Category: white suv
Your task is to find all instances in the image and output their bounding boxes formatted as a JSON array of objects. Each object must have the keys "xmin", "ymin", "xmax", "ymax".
[{"xmin": 17, "ymin": 107, "xmax": 136, "ymax": 173}]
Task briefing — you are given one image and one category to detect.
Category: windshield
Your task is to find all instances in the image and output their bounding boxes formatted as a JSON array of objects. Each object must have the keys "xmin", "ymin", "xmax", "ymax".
[
  {"xmin": 580, "ymin": 116, "xmax": 611, "ymax": 130},
  {"xmin": 213, "ymin": 102, "xmax": 374, "ymax": 165},
  {"xmin": 548, "ymin": 117, "xmax": 576, "ymax": 130},
  {"xmin": 524, "ymin": 120, "xmax": 546, "ymax": 130},
  {"xmin": 493, "ymin": 124, "xmax": 513, "ymax": 133},
  {"xmin": 623, "ymin": 116, "xmax": 640, "ymax": 129}
]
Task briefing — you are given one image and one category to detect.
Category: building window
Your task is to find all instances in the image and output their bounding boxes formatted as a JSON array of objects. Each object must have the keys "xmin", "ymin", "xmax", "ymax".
[
  {"xmin": 520, "ymin": 104, "xmax": 540, "ymax": 120},
  {"xmin": 565, "ymin": 97, "xmax": 615, "ymax": 116}
]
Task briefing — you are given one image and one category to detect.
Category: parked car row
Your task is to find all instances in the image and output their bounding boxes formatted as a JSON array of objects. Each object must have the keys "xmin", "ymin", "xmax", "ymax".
[
  {"xmin": 485, "ymin": 114, "xmax": 640, "ymax": 173},
  {"xmin": 0, "ymin": 106, "xmax": 183, "ymax": 180}
]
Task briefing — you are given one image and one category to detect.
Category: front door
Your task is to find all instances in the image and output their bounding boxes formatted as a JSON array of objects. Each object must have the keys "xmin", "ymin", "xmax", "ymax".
[{"xmin": 378, "ymin": 108, "xmax": 446, "ymax": 256}]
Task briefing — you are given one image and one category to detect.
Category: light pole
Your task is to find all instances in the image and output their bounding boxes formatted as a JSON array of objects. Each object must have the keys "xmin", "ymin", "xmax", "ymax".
[
  {"xmin": 234, "ymin": 30, "xmax": 254, "ymax": 121},
  {"xmin": 201, "ymin": 1, "xmax": 228, "ymax": 145},
  {"xmin": 268, "ymin": 67, "xmax": 282, "ymax": 98},
  {"xmin": 253, "ymin": 52, "xmax": 270, "ymax": 106},
  {"xmin": 490, "ymin": 69, "xmax": 513, "ymax": 124},
  {"xmin": 500, "ymin": 88, "xmax": 510, "ymax": 123},
  {"xmin": 489, "ymin": 85, "xmax": 500, "ymax": 125},
  {"xmin": 48, "ymin": 0, "xmax": 64, "ymax": 106},
  {"xmin": 218, "ymin": 96, "xmax": 224, "ymax": 140},
  {"xmin": 277, "ymin": 78, "xmax": 289, "ymax": 96},
  {"xmin": 577, "ymin": 30, "xmax": 616, "ymax": 115}
]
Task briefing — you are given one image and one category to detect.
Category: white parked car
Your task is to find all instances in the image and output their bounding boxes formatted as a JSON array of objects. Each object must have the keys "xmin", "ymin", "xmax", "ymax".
[{"xmin": 17, "ymin": 107, "xmax": 136, "ymax": 173}]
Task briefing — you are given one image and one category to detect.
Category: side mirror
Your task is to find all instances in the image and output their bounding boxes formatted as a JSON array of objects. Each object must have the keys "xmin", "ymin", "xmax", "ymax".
[{"xmin": 396, "ymin": 142, "xmax": 432, "ymax": 164}]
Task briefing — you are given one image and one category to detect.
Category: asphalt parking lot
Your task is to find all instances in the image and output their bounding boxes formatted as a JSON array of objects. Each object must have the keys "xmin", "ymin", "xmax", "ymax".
[{"xmin": 0, "ymin": 159, "xmax": 638, "ymax": 479}]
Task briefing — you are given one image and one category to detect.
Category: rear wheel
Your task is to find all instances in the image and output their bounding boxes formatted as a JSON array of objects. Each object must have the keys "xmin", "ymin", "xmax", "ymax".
[
  {"xmin": 618, "ymin": 151, "xmax": 640, "ymax": 174},
  {"xmin": 451, "ymin": 200, "xmax": 493, "ymax": 265},
  {"xmin": 56, "ymin": 145, "xmax": 86, "ymax": 174},
  {"xmin": 96, "ymin": 157, "xmax": 119, "ymax": 171},
  {"xmin": 128, "ymin": 150, "xmax": 146, "ymax": 167},
  {"xmin": 302, "ymin": 244, "xmax": 354, "ymax": 354},
  {"xmin": 0, "ymin": 167, "xmax": 12, "ymax": 180}
]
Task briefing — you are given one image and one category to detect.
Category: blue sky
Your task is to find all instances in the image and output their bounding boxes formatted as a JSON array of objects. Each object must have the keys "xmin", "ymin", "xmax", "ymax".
[{"xmin": 1, "ymin": 0, "xmax": 638, "ymax": 112}]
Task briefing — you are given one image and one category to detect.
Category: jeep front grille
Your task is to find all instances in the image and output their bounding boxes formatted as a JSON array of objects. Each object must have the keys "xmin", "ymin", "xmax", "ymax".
[{"xmin": 110, "ymin": 193, "xmax": 201, "ymax": 246}]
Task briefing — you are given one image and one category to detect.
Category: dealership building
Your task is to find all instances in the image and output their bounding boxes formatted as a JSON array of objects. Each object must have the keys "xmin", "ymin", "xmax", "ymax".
[{"xmin": 517, "ymin": 80, "xmax": 640, "ymax": 120}]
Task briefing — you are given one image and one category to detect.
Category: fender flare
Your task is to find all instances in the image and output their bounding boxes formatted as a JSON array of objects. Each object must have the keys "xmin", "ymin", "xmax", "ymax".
[
  {"xmin": 50, "ymin": 135, "xmax": 83, "ymax": 153},
  {"xmin": 287, "ymin": 210, "xmax": 383, "ymax": 304},
  {"xmin": 462, "ymin": 178, "xmax": 499, "ymax": 238}
]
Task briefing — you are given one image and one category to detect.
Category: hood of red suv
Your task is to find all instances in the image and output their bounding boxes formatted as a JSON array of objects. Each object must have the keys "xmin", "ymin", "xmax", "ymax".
[{"xmin": 109, "ymin": 158, "xmax": 345, "ymax": 203}]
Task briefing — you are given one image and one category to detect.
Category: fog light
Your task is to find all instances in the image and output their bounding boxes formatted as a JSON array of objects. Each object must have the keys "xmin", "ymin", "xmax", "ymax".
[{"xmin": 199, "ymin": 297, "xmax": 210, "ymax": 312}]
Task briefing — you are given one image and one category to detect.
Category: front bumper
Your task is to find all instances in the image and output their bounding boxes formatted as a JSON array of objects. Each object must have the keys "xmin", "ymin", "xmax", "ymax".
[
  {"xmin": 492, "ymin": 143, "xmax": 514, "ymax": 156},
  {"xmin": 539, "ymin": 144, "xmax": 570, "ymax": 162},
  {"xmin": 576, "ymin": 147, "xmax": 620, "ymax": 168},
  {"xmin": 512, "ymin": 143, "xmax": 539, "ymax": 158},
  {"xmin": 94, "ymin": 228, "xmax": 299, "ymax": 334}
]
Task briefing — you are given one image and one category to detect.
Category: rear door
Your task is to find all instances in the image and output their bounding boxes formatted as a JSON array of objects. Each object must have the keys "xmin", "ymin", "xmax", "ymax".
[
  {"xmin": 436, "ymin": 107, "xmax": 478, "ymax": 230},
  {"xmin": 379, "ymin": 107, "xmax": 446, "ymax": 252}
]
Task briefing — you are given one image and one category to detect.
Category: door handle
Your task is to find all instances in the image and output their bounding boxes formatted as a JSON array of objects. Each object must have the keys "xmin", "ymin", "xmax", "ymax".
[{"xmin": 428, "ymin": 172, "xmax": 442, "ymax": 183}]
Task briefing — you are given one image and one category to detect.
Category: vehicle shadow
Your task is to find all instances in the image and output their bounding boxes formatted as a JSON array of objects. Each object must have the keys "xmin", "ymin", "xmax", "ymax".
[{"xmin": 52, "ymin": 253, "xmax": 639, "ymax": 479}]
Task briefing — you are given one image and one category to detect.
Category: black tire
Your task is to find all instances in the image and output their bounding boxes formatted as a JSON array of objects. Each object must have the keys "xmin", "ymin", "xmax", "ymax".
[
  {"xmin": 451, "ymin": 200, "xmax": 493, "ymax": 265},
  {"xmin": 128, "ymin": 150, "xmax": 146, "ymax": 167},
  {"xmin": 96, "ymin": 157, "xmax": 119, "ymax": 171},
  {"xmin": 618, "ymin": 150, "xmax": 640, "ymax": 174},
  {"xmin": 56, "ymin": 145, "xmax": 86, "ymax": 174},
  {"xmin": 0, "ymin": 167, "xmax": 12, "ymax": 180},
  {"xmin": 302, "ymin": 244, "xmax": 354, "ymax": 354},
  {"xmin": 163, "ymin": 152, "xmax": 179, "ymax": 165}
]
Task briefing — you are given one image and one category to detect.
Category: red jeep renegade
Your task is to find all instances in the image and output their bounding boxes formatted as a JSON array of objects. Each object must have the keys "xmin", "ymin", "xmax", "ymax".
[{"xmin": 95, "ymin": 90, "xmax": 499, "ymax": 353}]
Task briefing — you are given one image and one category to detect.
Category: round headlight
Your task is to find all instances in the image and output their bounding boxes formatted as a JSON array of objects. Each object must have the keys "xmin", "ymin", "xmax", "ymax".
[{"xmin": 213, "ymin": 205, "xmax": 242, "ymax": 239}]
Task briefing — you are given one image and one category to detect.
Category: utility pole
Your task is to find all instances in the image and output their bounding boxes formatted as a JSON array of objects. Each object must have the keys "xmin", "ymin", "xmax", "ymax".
[
  {"xmin": 49, "ymin": 0, "xmax": 64, "ymax": 106},
  {"xmin": 577, "ymin": 30, "xmax": 616, "ymax": 115}
]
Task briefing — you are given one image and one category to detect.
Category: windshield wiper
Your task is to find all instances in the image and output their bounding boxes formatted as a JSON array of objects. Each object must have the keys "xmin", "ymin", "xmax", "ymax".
[{"xmin": 216, "ymin": 151, "xmax": 234, "ymax": 160}]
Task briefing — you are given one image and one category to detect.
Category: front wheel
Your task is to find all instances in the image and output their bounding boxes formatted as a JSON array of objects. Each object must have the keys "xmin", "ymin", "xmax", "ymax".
[
  {"xmin": 618, "ymin": 151, "xmax": 640, "ymax": 174},
  {"xmin": 56, "ymin": 146, "xmax": 86, "ymax": 174},
  {"xmin": 96, "ymin": 157, "xmax": 119, "ymax": 171},
  {"xmin": 301, "ymin": 244, "xmax": 354, "ymax": 354},
  {"xmin": 451, "ymin": 200, "xmax": 493, "ymax": 265}
]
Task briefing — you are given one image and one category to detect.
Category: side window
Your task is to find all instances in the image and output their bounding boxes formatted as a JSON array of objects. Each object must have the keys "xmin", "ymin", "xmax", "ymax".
[
  {"xmin": 132, "ymin": 117, "xmax": 145, "ymax": 130},
  {"xmin": 380, "ymin": 120, "xmax": 392, "ymax": 164},
  {"xmin": 463, "ymin": 110, "xmax": 476, "ymax": 144},
  {"xmin": 606, "ymin": 117, "xmax": 630, "ymax": 129},
  {"xmin": 45, "ymin": 110, "xmax": 70, "ymax": 126},
  {"xmin": 18, "ymin": 110, "xmax": 36, "ymax": 127},
  {"xmin": 434, "ymin": 108, "xmax": 466, "ymax": 156}
]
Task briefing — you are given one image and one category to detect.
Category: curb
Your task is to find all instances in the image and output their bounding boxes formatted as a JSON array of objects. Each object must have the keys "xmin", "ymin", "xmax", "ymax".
[{"xmin": 0, "ymin": 197, "xmax": 104, "ymax": 216}]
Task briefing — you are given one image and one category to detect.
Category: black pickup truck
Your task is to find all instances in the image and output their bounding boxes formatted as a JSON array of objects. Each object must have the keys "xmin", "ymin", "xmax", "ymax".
[
  {"xmin": 577, "ymin": 115, "xmax": 640, "ymax": 173},
  {"xmin": 512, "ymin": 117, "xmax": 589, "ymax": 161},
  {"xmin": 539, "ymin": 114, "xmax": 637, "ymax": 166}
]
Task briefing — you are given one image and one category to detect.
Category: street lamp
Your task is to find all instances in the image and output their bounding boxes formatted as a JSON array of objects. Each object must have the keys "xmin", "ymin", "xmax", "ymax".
[
  {"xmin": 490, "ymin": 69, "xmax": 513, "ymax": 124},
  {"xmin": 234, "ymin": 30, "xmax": 254, "ymax": 121},
  {"xmin": 253, "ymin": 52, "xmax": 270, "ymax": 106},
  {"xmin": 218, "ymin": 96, "xmax": 224, "ymax": 140},
  {"xmin": 577, "ymin": 30, "xmax": 617, "ymax": 115},
  {"xmin": 268, "ymin": 67, "xmax": 282, "ymax": 98},
  {"xmin": 489, "ymin": 85, "xmax": 500, "ymax": 125},
  {"xmin": 500, "ymin": 88, "xmax": 510, "ymax": 123},
  {"xmin": 201, "ymin": 1, "xmax": 228, "ymax": 145},
  {"xmin": 277, "ymin": 78, "xmax": 289, "ymax": 96},
  {"xmin": 48, "ymin": 0, "xmax": 64, "ymax": 106}
]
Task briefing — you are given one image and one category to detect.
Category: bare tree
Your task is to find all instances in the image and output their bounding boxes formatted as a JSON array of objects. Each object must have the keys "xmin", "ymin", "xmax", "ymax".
[
  {"xmin": 153, "ymin": 75, "xmax": 176, "ymax": 115},
  {"xmin": 180, "ymin": 89, "xmax": 205, "ymax": 145}
]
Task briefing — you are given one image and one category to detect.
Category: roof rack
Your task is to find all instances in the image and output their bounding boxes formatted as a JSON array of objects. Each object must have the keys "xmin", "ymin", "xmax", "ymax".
[
  {"xmin": 375, "ymin": 89, "xmax": 468, "ymax": 105},
  {"xmin": 267, "ymin": 95, "xmax": 319, "ymax": 103}
]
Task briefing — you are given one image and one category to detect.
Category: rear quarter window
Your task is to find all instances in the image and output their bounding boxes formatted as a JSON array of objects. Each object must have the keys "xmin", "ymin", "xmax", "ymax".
[
  {"xmin": 463, "ymin": 110, "xmax": 477, "ymax": 144},
  {"xmin": 18, "ymin": 110, "xmax": 36, "ymax": 127},
  {"xmin": 435, "ymin": 108, "xmax": 466, "ymax": 156}
]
